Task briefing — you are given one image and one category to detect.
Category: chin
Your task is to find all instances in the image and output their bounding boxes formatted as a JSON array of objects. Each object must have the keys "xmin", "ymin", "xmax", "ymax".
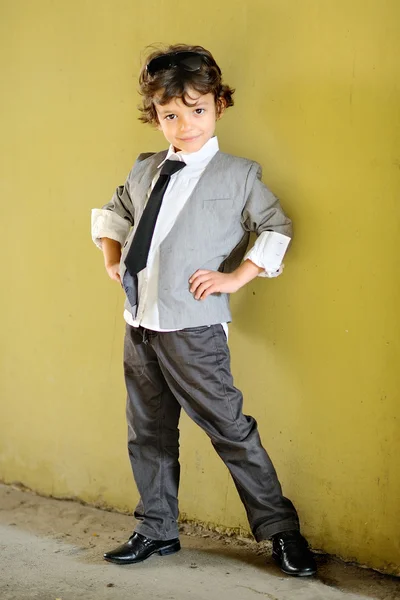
[{"xmin": 178, "ymin": 138, "xmax": 205, "ymax": 152}]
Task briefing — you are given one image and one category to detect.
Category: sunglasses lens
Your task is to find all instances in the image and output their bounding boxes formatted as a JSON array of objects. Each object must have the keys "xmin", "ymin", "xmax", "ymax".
[
  {"xmin": 147, "ymin": 55, "xmax": 171, "ymax": 76},
  {"xmin": 178, "ymin": 55, "xmax": 203, "ymax": 71},
  {"xmin": 147, "ymin": 52, "xmax": 205, "ymax": 76}
]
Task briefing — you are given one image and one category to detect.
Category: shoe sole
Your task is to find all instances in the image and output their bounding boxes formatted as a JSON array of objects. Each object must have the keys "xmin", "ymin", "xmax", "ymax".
[
  {"xmin": 104, "ymin": 542, "xmax": 181, "ymax": 565},
  {"xmin": 272, "ymin": 552, "xmax": 317, "ymax": 577}
]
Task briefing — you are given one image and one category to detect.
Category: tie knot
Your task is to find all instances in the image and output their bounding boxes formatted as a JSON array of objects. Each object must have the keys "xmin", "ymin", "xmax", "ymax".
[{"xmin": 160, "ymin": 159, "xmax": 186, "ymax": 177}]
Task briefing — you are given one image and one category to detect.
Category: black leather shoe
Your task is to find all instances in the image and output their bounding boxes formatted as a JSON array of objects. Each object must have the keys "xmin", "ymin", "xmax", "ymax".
[
  {"xmin": 272, "ymin": 530, "xmax": 317, "ymax": 576},
  {"xmin": 104, "ymin": 532, "xmax": 181, "ymax": 565}
]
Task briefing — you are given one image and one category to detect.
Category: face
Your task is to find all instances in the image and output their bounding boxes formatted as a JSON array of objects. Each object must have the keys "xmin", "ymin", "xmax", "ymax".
[{"xmin": 154, "ymin": 89, "xmax": 223, "ymax": 153}]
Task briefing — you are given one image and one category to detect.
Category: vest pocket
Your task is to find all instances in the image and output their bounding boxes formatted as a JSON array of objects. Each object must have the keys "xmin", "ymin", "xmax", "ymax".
[
  {"xmin": 203, "ymin": 196, "xmax": 231, "ymax": 201},
  {"xmin": 203, "ymin": 197, "xmax": 234, "ymax": 209}
]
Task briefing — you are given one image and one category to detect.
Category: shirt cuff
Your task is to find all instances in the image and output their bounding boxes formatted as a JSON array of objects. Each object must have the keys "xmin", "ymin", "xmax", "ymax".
[
  {"xmin": 91, "ymin": 209, "xmax": 131, "ymax": 249},
  {"xmin": 244, "ymin": 231, "xmax": 291, "ymax": 278}
]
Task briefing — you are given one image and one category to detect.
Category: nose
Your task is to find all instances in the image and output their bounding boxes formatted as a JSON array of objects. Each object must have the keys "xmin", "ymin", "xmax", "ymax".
[{"xmin": 179, "ymin": 115, "xmax": 192, "ymax": 132}]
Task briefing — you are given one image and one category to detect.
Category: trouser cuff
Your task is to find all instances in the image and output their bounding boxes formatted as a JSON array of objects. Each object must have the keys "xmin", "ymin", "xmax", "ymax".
[
  {"xmin": 253, "ymin": 518, "xmax": 300, "ymax": 541},
  {"xmin": 134, "ymin": 522, "xmax": 179, "ymax": 542}
]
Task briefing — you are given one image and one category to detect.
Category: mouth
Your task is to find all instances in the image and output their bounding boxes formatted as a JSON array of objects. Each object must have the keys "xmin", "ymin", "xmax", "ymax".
[{"xmin": 178, "ymin": 135, "xmax": 201, "ymax": 142}]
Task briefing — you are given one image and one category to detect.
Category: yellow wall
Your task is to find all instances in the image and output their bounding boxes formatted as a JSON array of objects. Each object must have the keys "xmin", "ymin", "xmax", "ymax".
[{"xmin": 1, "ymin": 0, "xmax": 399, "ymax": 575}]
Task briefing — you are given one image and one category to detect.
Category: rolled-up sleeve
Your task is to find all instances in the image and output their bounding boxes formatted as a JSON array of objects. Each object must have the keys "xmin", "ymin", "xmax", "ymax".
[
  {"xmin": 91, "ymin": 169, "xmax": 135, "ymax": 249},
  {"xmin": 244, "ymin": 231, "xmax": 291, "ymax": 278},
  {"xmin": 242, "ymin": 162, "xmax": 292, "ymax": 277},
  {"xmin": 91, "ymin": 209, "xmax": 131, "ymax": 249}
]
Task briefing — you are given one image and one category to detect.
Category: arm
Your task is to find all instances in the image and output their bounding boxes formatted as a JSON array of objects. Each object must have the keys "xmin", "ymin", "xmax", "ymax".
[
  {"xmin": 91, "ymin": 169, "xmax": 135, "ymax": 282},
  {"xmin": 91, "ymin": 169, "xmax": 135, "ymax": 249},
  {"xmin": 189, "ymin": 259, "xmax": 263, "ymax": 300},
  {"xmin": 101, "ymin": 237, "xmax": 122, "ymax": 283},
  {"xmin": 190, "ymin": 162, "xmax": 292, "ymax": 300},
  {"xmin": 241, "ymin": 162, "xmax": 292, "ymax": 277}
]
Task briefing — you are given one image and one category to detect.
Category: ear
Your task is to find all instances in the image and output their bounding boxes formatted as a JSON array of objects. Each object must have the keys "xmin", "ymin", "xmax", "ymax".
[{"xmin": 216, "ymin": 96, "xmax": 226, "ymax": 120}]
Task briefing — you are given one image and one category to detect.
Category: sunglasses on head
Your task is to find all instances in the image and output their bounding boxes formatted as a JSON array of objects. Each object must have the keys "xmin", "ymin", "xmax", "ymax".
[{"xmin": 146, "ymin": 51, "xmax": 220, "ymax": 76}]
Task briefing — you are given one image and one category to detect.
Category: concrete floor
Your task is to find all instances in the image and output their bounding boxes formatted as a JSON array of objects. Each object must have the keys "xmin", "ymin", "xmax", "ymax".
[{"xmin": 0, "ymin": 484, "xmax": 399, "ymax": 600}]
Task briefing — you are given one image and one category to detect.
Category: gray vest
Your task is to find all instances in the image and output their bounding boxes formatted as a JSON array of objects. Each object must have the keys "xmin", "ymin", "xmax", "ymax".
[{"xmin": 105, "ymin": 150, "xmax": 292, "ymax": 329}]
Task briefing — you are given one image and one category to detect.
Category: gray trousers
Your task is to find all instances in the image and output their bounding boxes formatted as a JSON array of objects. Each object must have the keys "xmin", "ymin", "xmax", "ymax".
[{"xmin": 124, "ymin": 323, "xmax": 300, "ymax": 542}]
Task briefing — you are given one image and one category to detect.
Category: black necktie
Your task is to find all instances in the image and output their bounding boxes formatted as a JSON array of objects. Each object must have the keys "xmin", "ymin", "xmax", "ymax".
[{"xmin": 125, "ymin": 159, "xmax": 186, "ymax": 275}]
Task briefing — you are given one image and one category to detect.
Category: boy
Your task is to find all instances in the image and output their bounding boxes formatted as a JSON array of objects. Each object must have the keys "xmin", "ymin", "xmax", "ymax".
[{"xmin": 91, "ymin": 44, "xmax": 316, "ymax": 577}]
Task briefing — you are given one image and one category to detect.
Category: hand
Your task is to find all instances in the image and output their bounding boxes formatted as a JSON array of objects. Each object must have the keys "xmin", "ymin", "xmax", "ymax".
[
  {"xmin": 105, "ymin": 262, "xmax": 121, "ymax": 283},
  {"xmin": 189, "ymin": 269, "xmax": 242, "ymax": 300}
]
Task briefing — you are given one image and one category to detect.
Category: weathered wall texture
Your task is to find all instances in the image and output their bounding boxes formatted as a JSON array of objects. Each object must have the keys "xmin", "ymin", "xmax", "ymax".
[{"xmin": 1, "ymin": 0, "xmax": 399, "ymax": 574}]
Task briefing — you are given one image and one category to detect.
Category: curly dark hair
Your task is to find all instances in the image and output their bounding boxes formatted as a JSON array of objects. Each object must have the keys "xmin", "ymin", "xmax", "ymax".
[{"xmin": 138, "ymin": 44, "xmax": 234, "ymax": 125}]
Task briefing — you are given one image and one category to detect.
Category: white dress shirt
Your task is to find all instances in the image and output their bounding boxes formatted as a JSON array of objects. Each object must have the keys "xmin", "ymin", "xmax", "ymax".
[{"xmin": 91, "ymin": 137, "xmax": 291, "ymax": 332}]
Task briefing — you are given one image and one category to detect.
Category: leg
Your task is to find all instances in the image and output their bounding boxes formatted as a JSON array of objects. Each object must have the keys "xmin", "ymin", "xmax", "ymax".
[
  {"xmin": 124, "ymin": 324, "xmax": 181, "ymax": 541},
  {"xmin": 152, "ymin": 325, "xmax": 299, "ymax": 541}
]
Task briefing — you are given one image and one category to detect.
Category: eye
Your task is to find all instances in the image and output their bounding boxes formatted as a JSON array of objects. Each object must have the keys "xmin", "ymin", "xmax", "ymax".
[
  {"xmin": 165, "ymin": 114, "xmax": 177, "ymax": 120},
  {"xmin": 194, "ymin": 108, "xmax": 205, "ymax": 115}
]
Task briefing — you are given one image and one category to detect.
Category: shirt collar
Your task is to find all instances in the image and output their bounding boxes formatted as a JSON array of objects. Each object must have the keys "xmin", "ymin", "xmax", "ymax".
[{"xmin": 158, "ymin": 136, "xmax": 219, "ymax": 168}]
